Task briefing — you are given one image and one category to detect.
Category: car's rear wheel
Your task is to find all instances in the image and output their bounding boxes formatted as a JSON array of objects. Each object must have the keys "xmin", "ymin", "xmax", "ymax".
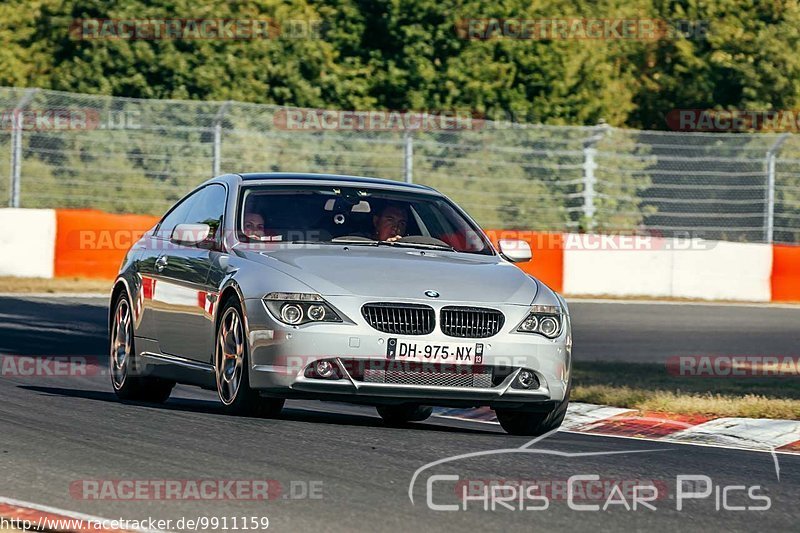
[
  {"xmin": 215, "ymin": 298, "xmax": 284, "ymax": 418},
  {"xmin": 376, "ymin": 404, "xmax": 433, "ymax": 426},
  {"xmin": 495, "ymin": 385, "xmax": 570, "ymax": 436},
  {"xmin": 110, "ymin": 290, "xmax": 174, "ymax": 403}
]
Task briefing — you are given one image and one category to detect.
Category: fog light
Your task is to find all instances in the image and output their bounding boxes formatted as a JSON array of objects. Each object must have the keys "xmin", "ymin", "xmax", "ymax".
[
  {"xmin": 314, "ymin": 360, "xmax": 336, "ymax": 379},
  {"xmin": 281, "ymin": 304, "xmax": 303, "ymax": 325},
  {"xmin": 515, "ymin": 369, "xmax": 539, "ymax": 389}
]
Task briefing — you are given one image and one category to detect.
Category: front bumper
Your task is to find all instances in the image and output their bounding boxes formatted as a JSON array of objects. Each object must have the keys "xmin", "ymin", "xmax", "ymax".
[{"xmin": 242, "ymin": 297, "xmax": 571, "ymax": 409}]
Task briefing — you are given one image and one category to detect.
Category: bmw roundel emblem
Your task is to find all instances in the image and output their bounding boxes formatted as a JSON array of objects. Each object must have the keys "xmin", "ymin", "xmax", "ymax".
[{"xmin": 424, "ymin": 290, "xmax": 440, "ymax": 298}]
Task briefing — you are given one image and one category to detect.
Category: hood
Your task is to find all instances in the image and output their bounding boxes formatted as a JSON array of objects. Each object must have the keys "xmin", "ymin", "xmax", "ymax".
[{"xmin": 239, "ymin": 245, "xmax": 537, "ymax": 305}]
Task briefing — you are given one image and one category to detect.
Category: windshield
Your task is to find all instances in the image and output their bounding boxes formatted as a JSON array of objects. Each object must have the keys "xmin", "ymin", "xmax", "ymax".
[{"xmin": 237, "ymin": 185, "xmax": 494, "ymax": 255}]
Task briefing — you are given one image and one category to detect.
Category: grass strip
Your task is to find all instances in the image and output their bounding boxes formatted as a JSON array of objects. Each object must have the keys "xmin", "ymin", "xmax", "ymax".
[
  {"xmin": 573, "ymin": 361, "xmax": 800, "ymax": 420},
  {"xmin": 0, "ymin": 276, "xmax": 110, "ymax": 294}
]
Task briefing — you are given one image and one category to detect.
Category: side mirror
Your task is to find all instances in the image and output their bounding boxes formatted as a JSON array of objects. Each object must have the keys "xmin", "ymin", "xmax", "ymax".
[
  {"xmin": 171, "ymin": 223, "xmax": 211, "ymax": 246},
  {"xmin": 498, "ymin": 239, "xmax": 532, "ymax": 263}
]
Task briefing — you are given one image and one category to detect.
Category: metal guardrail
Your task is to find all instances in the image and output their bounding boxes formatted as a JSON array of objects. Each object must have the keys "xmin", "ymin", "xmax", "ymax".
[{"xmin": 2, "ymin": 87, "xmax": 800, "ymax": 244}]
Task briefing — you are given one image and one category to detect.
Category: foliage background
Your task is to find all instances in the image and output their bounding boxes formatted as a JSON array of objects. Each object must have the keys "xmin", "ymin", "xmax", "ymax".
[
  {"xmin": 3, "ymin": 0, "xmax": 800, "ymax": 129},
  {"xmin": 2, "ymin": 1, "xmax": 799, "ymax": 242}
]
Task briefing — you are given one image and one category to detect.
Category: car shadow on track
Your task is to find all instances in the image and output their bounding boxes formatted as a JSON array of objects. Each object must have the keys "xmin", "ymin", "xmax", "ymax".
[{"xmin": 17, "ymin": 385, "xmax": 499, "ymax": 435}]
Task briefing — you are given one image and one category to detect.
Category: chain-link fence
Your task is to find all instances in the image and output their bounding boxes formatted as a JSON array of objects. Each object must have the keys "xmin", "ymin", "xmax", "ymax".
[{"xmin": 2, "ymin": 87, "xmax": 800, "ymax": 244}]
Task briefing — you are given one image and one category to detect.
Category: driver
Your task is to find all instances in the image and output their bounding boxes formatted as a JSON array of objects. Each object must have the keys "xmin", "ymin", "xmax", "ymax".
[{"xmin": 372, "ymin": 202, "xmax": 409, "ymax": 242}]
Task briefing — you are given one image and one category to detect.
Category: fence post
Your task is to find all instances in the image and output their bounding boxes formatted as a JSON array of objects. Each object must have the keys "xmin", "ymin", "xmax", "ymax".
[
  {"xmin": 403, "ymin": 130, "xmax": 413, "ymax": 183},
  {"xmin": 9, "ymin": 88, "xmax": 39, "ymax": 208},
  {"xmin": 212, "ymin": 101, "xmax": 232, "ymax": 177},
  {"xmin": 582, "ymin": 146, "xmax": 597, "ymax": 227},
  {"xmin": 764, "ymin": 133, "xmax": 790, "ymax": 244},
  {"xmin": 581, "ymin": 124, "xmax": 608, "ymax": 230}
]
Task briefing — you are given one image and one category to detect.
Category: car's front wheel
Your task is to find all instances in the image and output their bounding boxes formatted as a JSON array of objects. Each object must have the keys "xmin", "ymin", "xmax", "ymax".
[
  {"xmin": 495, "ymin": 386, "xmax": 571, "ymax": 436},
  {"xmin": 110, "ymin": 290, "xmax": 174, "ymax": 403},
  {"xmin": 376, "ymin": 404, "xmax": 433, "ymax": 426},
  {"xmin": 215, "ymin": 298, "xmax": 284, "ymax": 418}
]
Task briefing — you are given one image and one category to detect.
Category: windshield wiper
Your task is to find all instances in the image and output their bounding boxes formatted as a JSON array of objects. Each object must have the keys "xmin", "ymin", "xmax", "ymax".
[
  {"xmin": 288, "ymin": 237, "xmax": 455, "ymax": 251},
  {"xmin": 377, "ymin": 240, "xmax": 455, "ymax": 252},
  {"xmin": 285, "ymin": 239, "xmax": 379, "ymax": 246},
  {"xmin": 329, "ymin": 236, "xmax": 379, "ymax": 245}
]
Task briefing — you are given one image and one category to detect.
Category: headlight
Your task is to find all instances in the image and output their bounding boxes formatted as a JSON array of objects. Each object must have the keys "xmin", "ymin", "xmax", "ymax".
[
  {"xmin": 280, "ymin": 303, "xmax": 304, "ymax": 324},
  {"xmin": 516, "ymin": 304, "xmax": 563, "ymax": 338},
  {"xmin": 307, "ymin": 304, "xmax": 326, "ymax": 321},
  {"xmin": 264, "ymin": 293, "xmax": 343, "ymax": 325}
]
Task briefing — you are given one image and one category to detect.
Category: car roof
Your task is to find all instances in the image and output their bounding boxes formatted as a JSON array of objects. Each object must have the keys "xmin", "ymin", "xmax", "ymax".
[{"xmin": 236, "ymin": 172, "xmax": 436, "ymax": 192}]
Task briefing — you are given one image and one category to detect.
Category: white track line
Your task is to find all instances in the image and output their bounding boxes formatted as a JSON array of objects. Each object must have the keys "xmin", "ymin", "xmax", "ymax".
[
  {"xmin": 566, "ymin": 297, "xmax": 800, "ymax": 309},
  {"xmin": 0, "ymin": 292, "xmax": 108, "ymax": 299},
  {"xmin": 432, "ymin": 413, "xmax": 800, "ymax": 457},
  {"xmin": 0, "ymin": 495, "xmax": 170, "ymax": 533}
]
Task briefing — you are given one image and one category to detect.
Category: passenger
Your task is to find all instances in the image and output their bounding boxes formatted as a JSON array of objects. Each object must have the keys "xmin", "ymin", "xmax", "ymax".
[
  {"xmin": 243, "ymin": 211, "xmax": 266, "ymax": 239},
  {"xmin": 372, "ymin": 202, "xmax": 409, "ymax": 242}
]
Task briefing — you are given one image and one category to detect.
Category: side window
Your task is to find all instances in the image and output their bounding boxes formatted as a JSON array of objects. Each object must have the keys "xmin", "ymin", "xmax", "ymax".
[
  {"xmin": 156, "ymin": 191, "xmax": 200, "ymax": 239},
  {"xmin": 184, "ymin": 184, "xmax": 226, "ymax": 241}
]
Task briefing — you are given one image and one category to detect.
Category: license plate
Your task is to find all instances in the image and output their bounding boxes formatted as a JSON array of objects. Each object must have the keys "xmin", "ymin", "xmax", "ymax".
[{"xmin": 386, "ymin": 338, "xmax": 483, "ymax": 364}]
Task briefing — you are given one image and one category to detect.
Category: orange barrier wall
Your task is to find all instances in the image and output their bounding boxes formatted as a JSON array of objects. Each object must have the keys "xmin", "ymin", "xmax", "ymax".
[
  {"xmin": 52, "ymin": 214, "xmax": 567, "ymax": 288},
  {"xmin": 485, "ymin": 230, "xmax": 564, "ymax": 292},
  {"xmin": 772, "ymin": 244, "xmax": 800, "ymax": 302},
  {"xmin": 48, "ymin": 210, "xmax": 794, "ymax": 301},
  {"xmin": 55, "ymin": 209, "xmax": 159, "ymax": 279}
]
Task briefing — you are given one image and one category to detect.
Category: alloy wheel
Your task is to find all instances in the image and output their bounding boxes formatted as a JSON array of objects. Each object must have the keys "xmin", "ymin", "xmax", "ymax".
[{"xmin": 216, "ymin": 307, "xmax": 245, "ymax": 405}]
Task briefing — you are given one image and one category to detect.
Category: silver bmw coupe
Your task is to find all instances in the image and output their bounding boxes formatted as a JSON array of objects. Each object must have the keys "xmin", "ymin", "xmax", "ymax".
[{"xmin": 109, "ymin": 173, "xmax": 572, "ymax": 435}]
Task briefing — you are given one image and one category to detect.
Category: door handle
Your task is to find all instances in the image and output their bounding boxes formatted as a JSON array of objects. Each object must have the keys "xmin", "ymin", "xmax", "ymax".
[{"xmin": 155, "ymin": 256, "xmax": 168, "ymax": 272}]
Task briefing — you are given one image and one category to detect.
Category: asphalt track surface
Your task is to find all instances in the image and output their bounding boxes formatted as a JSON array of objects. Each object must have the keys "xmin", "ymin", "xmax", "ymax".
[{"xmin": 1, "ymin": 295, "xmax": 799, "ymax": 532}]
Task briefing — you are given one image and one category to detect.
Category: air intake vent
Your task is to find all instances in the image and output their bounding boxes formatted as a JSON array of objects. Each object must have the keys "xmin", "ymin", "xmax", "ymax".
[
  {"xmin": 361, "ymin": 303, "xmax": 435, "ymax": 335},
  {"xmin": 362, "ymin": 367, "xmax": 492, "ymax": 388},
  {"xmin": 440, "ymin": 306, "xmax": 505, "ymax": 338}
]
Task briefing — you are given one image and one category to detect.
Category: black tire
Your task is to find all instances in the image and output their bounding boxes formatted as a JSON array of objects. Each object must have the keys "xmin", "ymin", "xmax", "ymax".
[
  {"xmin": 215, "ymin": 297, "xmax": 284, "ymax": 418},
  {"xmin": 110, "ymin": 290, "xmax": 174, "ymax": 403},
  {"xmin": 495, "ymin": 385, "xmax": 571, "ymax": 436},
  {"xmin": 376, "ymin": 404, "xmax": 433, "ymax": 426}
]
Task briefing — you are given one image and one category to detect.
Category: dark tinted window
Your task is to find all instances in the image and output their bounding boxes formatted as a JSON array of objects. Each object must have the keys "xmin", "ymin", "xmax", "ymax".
[
  {"xmin": 185, "ymin": 184, "xmax": 226, "ymax": 240},
  {"xmin": 239, "ymin": 186, "xmax": 491, "ymax": 254}
]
